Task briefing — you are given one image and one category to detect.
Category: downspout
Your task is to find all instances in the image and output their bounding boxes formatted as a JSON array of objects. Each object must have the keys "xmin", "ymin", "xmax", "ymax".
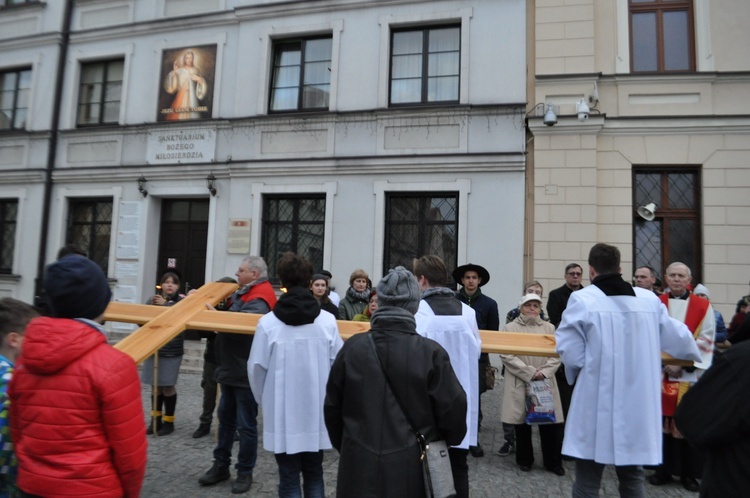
[{"xmin": 34, "ymin": 0, "xmax": 75, "ymax": 307}]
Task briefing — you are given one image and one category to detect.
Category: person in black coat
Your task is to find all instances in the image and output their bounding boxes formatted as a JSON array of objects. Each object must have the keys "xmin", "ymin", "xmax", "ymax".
[
  {"xmin": 324, "ymin": 266, "xmax": 467, "ymax": 498},
  {"xmin": 674, "ymin": 334, "xmax": 750, "ymax": 497},
  {"xmin": 453, "ymin": 263, "xmax": 499, "ymax": 458}
]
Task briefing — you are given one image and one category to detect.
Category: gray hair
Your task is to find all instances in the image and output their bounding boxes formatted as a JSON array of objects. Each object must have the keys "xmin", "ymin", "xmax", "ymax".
[
  {"xmin": 242, "ymin": 255, "xmax": 268, "ymax": 278},
  {"xmin": 665, "ymin": 262, "xmax": 692, "ymax": 277}
]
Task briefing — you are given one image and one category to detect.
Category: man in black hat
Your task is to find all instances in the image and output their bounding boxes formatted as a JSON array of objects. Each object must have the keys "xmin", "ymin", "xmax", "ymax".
[{"xmin": 453, "ymin": 263, "xmax": 499, "ymax": 458}]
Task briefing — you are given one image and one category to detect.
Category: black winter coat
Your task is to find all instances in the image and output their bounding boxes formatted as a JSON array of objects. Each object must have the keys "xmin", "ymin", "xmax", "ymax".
[
  {"xmin": 675, "ymin": 339, "xmax": 750, "ymax": 497},
  {"xmin": 324, "ymin": 308, "xmax": 467, "ymax": 498}
]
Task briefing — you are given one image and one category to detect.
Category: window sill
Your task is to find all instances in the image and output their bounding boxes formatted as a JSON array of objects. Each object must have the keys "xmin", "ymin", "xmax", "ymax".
[
  {"xmin": 0, "ymin": 273, "xmax": 21, "ymax": 282},
  {"xmin": 0, "ymin": 1, "xmax": 45, "ymax": 13}
]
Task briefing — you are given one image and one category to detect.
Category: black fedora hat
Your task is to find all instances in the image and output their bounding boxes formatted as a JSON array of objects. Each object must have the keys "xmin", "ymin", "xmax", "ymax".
[{"xmin": 452, "ymin": 263, "xmax": 490, "ymax": 287}]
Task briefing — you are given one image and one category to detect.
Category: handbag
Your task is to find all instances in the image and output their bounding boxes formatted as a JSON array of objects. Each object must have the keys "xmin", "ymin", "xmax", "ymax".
[
  {"xmin": 486, "ymin": 364, "xmax": 498, "ymax": 390},
  {"xmin": 368, "ymin": 335, "xmax": 456, "ymax": 498}
]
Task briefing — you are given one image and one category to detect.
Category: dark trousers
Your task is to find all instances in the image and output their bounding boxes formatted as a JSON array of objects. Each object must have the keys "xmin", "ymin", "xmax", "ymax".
[
  {"xmin": 514, "ymin": 423, "xmax": 563, "ymax": 469},
  {"xmin": 274, "ymin": 451, "xmax": 325, "ymax": 498},
  {"xmin": 213, "ymin": 384, "xmax": 258, "ymax": 475},
  {"xmin": 448, "ymin": 448, "xmax": 469, "ymax": 498},
  {"xmin": 199, "ymin": 360, "xmax": 217, "ymax": 426}
]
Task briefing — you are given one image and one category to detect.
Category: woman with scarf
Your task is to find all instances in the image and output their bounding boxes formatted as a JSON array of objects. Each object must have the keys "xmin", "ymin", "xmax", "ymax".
[{"xmin": 338, "ymin": 269, "xmax": 371, "ymax": 320}]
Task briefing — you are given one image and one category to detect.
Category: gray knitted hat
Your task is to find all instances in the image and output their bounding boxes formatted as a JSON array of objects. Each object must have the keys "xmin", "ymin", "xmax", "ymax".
[{"xmin": 377, "ymin": 266, "xmax": 420, "ymax": 314}]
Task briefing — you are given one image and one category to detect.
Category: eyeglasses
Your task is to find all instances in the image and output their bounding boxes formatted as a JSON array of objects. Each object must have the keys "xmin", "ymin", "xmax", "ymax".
[{"xmin": 566, "ymin": 272, "xmax": 582, "ymax": 277}]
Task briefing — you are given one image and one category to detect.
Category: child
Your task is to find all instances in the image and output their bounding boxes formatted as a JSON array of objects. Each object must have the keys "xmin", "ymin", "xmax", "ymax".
[
  {"xmin": 0, "ymin": 298, "xmax": 38, "ymax": 497},
  {"xmin": 9, "ymin": 255, "xmax": 147, "ymax": 497}
]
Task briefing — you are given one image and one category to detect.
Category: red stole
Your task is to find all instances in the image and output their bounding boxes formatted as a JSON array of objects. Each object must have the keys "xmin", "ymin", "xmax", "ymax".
[{"xmin": 659, "ymin": 292, "xmax": 709, "ymax": 338}]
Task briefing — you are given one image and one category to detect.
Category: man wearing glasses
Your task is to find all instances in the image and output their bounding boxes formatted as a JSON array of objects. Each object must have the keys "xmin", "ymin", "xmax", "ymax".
[
  {"xmin": 548, "ymin": 263, "xmax": 584, "ymax": 328},
  {"xmin": 546, "ymin": 263, "xmax": 584, "ymax": 427}
]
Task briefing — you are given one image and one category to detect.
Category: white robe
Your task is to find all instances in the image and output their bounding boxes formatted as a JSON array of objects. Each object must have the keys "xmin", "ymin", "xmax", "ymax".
[
  {"xmin": 415, "ymin": 299, "xmax": 481, "ymax": 449},
  {"xmin": 248, "ymin": 310, "xmax": 343, "ymax": 454},
  {"xmin": 555, "ymin": 286, "xmax": 702, "ymax": 465}
]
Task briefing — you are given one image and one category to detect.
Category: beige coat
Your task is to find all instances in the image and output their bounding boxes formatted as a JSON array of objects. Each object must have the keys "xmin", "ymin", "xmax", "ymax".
[{"xmin": 500, "ymin": 314, "xmax": 564, "ymax": 424}]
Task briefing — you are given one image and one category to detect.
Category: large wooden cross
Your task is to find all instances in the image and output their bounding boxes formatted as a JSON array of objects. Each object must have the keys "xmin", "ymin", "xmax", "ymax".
[{"xmin": 106, "ymin": 281, "xmax": 691, "ymax": 365}]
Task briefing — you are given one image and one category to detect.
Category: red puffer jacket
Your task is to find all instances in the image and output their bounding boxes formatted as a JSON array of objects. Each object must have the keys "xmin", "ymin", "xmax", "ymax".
[{"xmin": 9, "ymin": 317, "xmax": 147, "ymax": 497}]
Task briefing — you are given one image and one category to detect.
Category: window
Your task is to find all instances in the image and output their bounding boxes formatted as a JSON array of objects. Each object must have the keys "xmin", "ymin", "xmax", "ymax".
[
  {"xmin": 0, "ymin": 68, "xmax": 31, "ymax": 130},
  {"xmin": 77, "ymin": 59, "xmax": 123, "ymax": 126},
  {"xmin": 384, "ymin": 193, "xmax": 458, "ymax": 285},
  {"xmin": 0, "ymin": 200, "xmax": 17, "ymax": 274},
  {"xmin": 261, "ymin": 195, "xmax": 325, "ymax": 283},
  {"xmin": 269, "ymin": 37, "xmax": 332, "ymax": 112},
  {"xmin": 390, "ymin": 25, "xmax": 460, "ymax": 105},
  {"xmin": 67, "ymin": 199, "xmax": 113, "ymax": 273},
  {"xmin": 633, "ymin": 167, "xmax": 701, "ymax": 284},
  {"xmin": 629, "ymin": 0, "xmax": 694, "ymax": 72}
]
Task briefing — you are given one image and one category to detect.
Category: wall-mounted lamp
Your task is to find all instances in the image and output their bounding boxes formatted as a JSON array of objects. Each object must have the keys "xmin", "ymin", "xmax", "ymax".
[
  {"xmin": 637, "ymin": 202, "xmax": 657, "ymax": 221},
  {"xmin": 137, "ymin": 176, "xmax": 148, "ymax": 197},
  {"xmin": 206, "ymin": 173, "xmax": 217, "ymax": 196}
]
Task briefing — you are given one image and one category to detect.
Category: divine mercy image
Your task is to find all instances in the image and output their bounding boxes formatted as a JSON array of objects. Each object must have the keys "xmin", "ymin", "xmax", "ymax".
[{"xmin": 157, "ymin": 45, "xmax": 216, "ymax": 121}]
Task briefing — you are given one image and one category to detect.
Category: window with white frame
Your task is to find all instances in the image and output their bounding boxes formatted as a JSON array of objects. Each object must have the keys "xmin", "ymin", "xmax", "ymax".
[
  {"xmin": 67, "ymin": 199, "xmax": 113, "ymax": 273},
  {"xmin": 0, "ymin": 67, "xmax": 31, "ymax": 130},
  {"xmin": 77, "ymin": 59, "xmax": 124, "ymax": 126},
  {"xmin": 384, "ymin": 192, "xmax": 458, "ymax": 284},
  {"xmin": 0, "ymin": 200, "xmax": 17, "ymax": 274},
  {"xmin": 389, "ymin": 25, "xmax": 460, "ymax": 105},
  {"xmin": 261, "ymin": 195, "xmax": 326, "ymax": 283},
  {"xmin": 269, "ymin": 37, "xmax": 332, "ymax": 112}
]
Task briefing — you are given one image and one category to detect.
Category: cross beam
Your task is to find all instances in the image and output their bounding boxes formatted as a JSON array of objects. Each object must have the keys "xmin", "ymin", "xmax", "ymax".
[{"xmin": 106, "ymin": 282, "xmax": 692, "ymax": 366}]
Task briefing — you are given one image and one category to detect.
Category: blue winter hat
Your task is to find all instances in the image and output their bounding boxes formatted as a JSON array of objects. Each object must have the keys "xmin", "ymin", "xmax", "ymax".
[{"xmin": 44, "ymin": 255, "xmax": 112, "ymax": 319}]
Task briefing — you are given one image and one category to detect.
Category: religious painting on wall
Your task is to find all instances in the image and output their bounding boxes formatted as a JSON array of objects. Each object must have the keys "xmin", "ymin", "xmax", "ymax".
[{"xmin": 157, "ymin": 45, "xmax": 217, "ymax": 121}]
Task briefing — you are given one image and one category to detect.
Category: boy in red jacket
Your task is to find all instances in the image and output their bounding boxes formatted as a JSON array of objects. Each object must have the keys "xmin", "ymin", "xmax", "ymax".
[{"xmin": 9, "ymin": 255, "xmax": 147, "ymax": 498}]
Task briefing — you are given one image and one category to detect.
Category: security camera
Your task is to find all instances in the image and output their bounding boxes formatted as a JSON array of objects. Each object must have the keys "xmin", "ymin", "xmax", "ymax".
[
  {"xmin": 543, "ymin": 105, "xmax": 557, "ymax": 126},
  {"xmin": 576, "ymin": 99, "xmax": 590, "ymax": 123}
]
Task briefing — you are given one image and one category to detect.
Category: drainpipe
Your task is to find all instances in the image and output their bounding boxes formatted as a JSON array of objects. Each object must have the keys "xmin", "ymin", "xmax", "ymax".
[{"xmin": 34, "ymin": 0, "xmax": 74, "ymax": 307}]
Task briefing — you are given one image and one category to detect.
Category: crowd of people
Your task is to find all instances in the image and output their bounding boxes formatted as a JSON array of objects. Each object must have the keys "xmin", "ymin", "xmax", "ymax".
[{"xmin": 0, "ymin": 245, "xmax": 748, "ymax": 497}]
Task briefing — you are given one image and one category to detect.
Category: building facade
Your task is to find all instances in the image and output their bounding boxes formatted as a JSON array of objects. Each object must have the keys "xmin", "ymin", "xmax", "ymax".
[
  {"xmin": 0, "ymin": 0, "xmax": 528, "ymax": 316},
  {"xmin": 528, "ymin": 0, "xmax": 750, "ymax": 316}
]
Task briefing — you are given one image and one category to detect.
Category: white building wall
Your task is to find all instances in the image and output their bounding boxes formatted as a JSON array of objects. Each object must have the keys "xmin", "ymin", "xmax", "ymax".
[{"xmin": 0, "ymin": 0, "xmax": 528, "ymax": 316}]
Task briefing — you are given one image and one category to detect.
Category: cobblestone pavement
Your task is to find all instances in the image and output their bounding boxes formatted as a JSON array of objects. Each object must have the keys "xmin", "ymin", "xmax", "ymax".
[{"xmin": 141, "ymin": 352, "xmax": 694, "ymax": 497}]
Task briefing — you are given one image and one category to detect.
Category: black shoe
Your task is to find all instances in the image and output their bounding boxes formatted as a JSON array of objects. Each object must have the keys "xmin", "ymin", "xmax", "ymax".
[
  {"xmin": 647, "ymin": 473, "xmax": 672, "ymax": 486},
  {"xmin": 549, "ymin": 466, "xmax": 565, "ymax": 476},
  {"xmin": 681, "ymin": 477, "xmax": 700, "ymax": 492},
  {"xmin": 561, "ymin": 454, "xmax": 575, "ymax": 461},
  {"xmin": 192, "ymin": 424, "xmax": 210, "ymax": 438},
  {"xmin": 497, "ymin": 440, "xmax": 515, "ymax": 457},
  {"xmin": 146, "ymin": 417, "xmax": 162, "ymax": 435},
  {"xmin": 157, "ymin": 422, "xmax": 174, "ymax": 436},
  {"xmin": 519, "ymin": 465, "xmax": 531, "ymax": 472},
  {"xmin": 199, "ymin": 462, "xmax": 231, "ymax": 485},
  {"xmin": 232, "ymin": 473, "xmax": 253, "ymax": 494},
  {"xmin": 469, "ymin": 444, "xmax": 484, "ymax": 458}
]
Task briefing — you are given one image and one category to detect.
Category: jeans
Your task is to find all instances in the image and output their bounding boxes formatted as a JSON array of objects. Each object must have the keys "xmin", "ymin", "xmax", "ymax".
[
  {"xmin": 274, "ymin": 451, "xmax": 325, "ymax": 498},
  {"xmin": 573, "ymin": 459, "xmax": 645, "ymax": 498},
  {"xmin": 213, "ymin": 384, "xmax": 258, "ymax": 475}
]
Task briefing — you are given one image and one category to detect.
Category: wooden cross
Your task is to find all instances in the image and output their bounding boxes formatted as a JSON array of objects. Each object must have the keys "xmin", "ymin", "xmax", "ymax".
[{"xmin": 105, "ymin": 282, "xmax": 691, "ymax": 366}]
